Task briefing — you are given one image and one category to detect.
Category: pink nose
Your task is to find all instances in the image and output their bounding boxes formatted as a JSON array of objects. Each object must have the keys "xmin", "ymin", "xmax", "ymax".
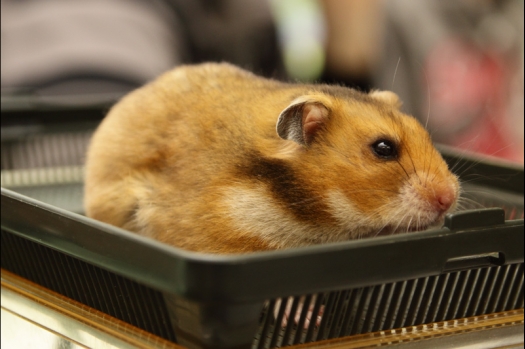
[{"xmin": 434, "ymin": 190, "xmax": 455, "ymax": 213}]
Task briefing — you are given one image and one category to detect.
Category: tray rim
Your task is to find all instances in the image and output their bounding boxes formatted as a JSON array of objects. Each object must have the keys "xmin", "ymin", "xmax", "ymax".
[{"xmin": 2, "ymin": 187, "xmax": 523, "ymax": 304}]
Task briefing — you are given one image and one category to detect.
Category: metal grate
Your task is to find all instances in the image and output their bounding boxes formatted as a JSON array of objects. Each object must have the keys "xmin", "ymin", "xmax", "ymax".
[
  {"xmin": 1, "ymin": 130, "xmax": 93, "ymax": 170},
  {"xmin": 0, "ymin": 230, "xmax": 177, "ymax": 343},
  {"xmin": 254, "ymin": 263, "xmax": 524, "ymax": 348},
  {"xmin": 1, "ymin": 130, "xmax": 92, "ymax": 212}
]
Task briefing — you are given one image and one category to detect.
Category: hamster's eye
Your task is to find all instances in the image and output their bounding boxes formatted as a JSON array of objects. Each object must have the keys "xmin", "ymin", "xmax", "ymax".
[{"xmin": 371, "ymin": 139, "xmax": 398, "ymax": 160}]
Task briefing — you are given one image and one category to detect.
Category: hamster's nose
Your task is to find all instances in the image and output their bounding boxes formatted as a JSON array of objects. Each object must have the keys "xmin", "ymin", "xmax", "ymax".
[{"xmin": 433, "ymin": 188, "xmax": 455, "ymax": 213}]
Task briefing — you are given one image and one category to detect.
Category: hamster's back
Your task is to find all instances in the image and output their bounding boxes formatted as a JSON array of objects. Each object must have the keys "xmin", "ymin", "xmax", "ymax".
[{"xmin": 84, "ymin": 63, "xmax": 299, "ymax": 251}]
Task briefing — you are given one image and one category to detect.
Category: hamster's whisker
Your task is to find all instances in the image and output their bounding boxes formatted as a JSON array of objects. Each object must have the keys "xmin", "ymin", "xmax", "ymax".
[
  {"xmin": 455, "ymin": 202, "xmax": 469, "ymax": 211},
  {"xmin": 460, "ymin": 187, "xmax": 506, "ymax": 198},
  {"xmin": 487, "ymin": 143, "xmax": 515, "ymax": 159},
  {"xmin": 405, "ymin": 217, "xmax": 413, "ymax": 233},
  {"xmin": 429, "ymin": 166, "xmax": 441, "ymax": 184},
  {"xmin": 421, "ymin": 64, "xmax": 431, "ymax": 130},
  {"xmin": 454, "ymin": 135, "xmax": 481, "ymax": 151},
  {"xmin": 384, "ymin": 162, "xmax": 408, "ymax": 178},
  {"xmin": 423, "ymin": 135, "xmax": 430, "ymax": 181},
  {"xmin": 391, "ymin": 57, "xmax": 401, "ymax": 90},
  {"xmin": 456, "ymin": 197, "xmax": 485, "ymax": 210},
  {"xmin": 393, "ymin": 211, "xmax": 410, "ymax": 233},
  {"xmin": 446, "ymin": 141, "xmax": 485, "ymax": 175},
  {"xmin": 373, "ymin": 222, "xmax": 391, "ymax": 238},
  {"xmin": 379, "ymin": 205, "xmax": 408, "ymax": 235},
  {"xmin": 425, "ymin": 147, "xmax": 436, "ymax": 185},
  {"xmin": 457, "ymin": 173, "xmax": 516, "ymax": 188},
  {"xmin": 372, "ymin": 206, "xmax": 403, "ymax": 237},
  {"xmin": 470, "ymin": 121, "xmax": 516, "ymax": 159},
  {"xmin": 453, "ymin": 157, "xmax": 483, "ymax": 178},
  {"xmin": 429, "ymin": 172, "xmax": 445, "ymax": 186},
  {"xmin": 373, "ymin": 217, "xmax": 394, "ymax": 238},
  {"xmin": 405, "ymin": 146, "xmax": 421, "ymax": 184},
  {"xmin": 395, "ymin": 159, "xmax": 411, "ymax": 180},
  {"xmin": 449, "ymin": 150, "xmax": 466, "ymax": 172}
]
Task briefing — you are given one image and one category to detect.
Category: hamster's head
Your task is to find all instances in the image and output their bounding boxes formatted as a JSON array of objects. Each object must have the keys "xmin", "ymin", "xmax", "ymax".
[{"xmin": 276, "ymin": 88, "xmax": 460, "ymax": 238}]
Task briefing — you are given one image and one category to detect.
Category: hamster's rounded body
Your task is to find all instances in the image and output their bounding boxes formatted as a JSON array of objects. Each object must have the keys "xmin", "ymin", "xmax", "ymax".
[{"xmin": 84, "ymin": 63, "xmax": 459, "ymax": 253}]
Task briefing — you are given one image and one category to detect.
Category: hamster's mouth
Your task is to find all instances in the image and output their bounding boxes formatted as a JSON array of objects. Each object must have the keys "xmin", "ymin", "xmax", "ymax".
[
  {"xmin": 406, "ymin": 224, "xmax": 430, "ymax": 232},
  {"xmin": 374, "ymin": 222, "xmax": 434, "ymax": 237},
  {"xmin": 371, "ymin": 214, "xmax": 446, "ymax": 237}
]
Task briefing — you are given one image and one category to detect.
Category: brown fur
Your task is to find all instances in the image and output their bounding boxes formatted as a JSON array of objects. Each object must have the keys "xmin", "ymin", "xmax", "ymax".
[{"xmin": 84, "ymin": 63, "xmax": 459, "ymax": 254}]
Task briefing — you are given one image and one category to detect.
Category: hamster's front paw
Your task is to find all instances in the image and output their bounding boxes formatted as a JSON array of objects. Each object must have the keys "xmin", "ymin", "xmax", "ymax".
[{"xmin": 274, "ymin": 295, "xmax": 324, "ymax": 328}]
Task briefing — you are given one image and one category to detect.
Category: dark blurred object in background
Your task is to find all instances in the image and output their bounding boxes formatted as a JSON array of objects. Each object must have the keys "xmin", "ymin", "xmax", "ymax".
[
  {"xmin": 170, "ymin": 0, "xmax": 282, "ymax": 78},
  {"xmin": 0, "ymin": 0, "xmax": 283, "ymax": 98},
  {"xmin": 320, "ymin": 0, "xmax": 383, "ymax": 91},
  {"xmin": 1, "ymin": 0, "xmax": 184, "ymax": 97}
]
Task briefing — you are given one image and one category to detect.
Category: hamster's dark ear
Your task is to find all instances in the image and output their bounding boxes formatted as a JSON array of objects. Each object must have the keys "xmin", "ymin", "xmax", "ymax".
[
  {"xmin": 369, "ymin": 90, "xmax": 402, "ymax": 109},
  {"xmin": 276, "ymin": 97, "xmax": 330, "ymax": 146}
]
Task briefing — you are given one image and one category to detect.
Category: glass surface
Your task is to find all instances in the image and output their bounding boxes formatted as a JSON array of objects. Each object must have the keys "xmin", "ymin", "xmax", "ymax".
[
  {"xmin": 1, "ymin": 270, "xmax": 182, "ymax": 349},
  {"xmin": 1, "ymin": 307, "xmax": 87, "ymax": 349}
]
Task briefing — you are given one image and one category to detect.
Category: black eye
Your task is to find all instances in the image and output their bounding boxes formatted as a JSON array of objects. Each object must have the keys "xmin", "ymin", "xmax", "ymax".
[{"xmin": 372, "ymin": 139, "xmax": 398, "ymax": 159}]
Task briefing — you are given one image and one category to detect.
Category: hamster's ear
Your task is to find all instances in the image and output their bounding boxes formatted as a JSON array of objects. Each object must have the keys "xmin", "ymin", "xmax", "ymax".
[
  {"xmin": 369, "ymin": 90, "xmax": 402, "ymax": 109},
  {"xmin": 276, "ymin": 97, "xmax": 330, "ymax": 146}
]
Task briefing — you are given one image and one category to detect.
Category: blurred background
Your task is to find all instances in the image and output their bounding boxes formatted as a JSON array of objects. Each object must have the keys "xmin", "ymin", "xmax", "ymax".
[
  {"xmin": 1, "ymin": 0, "xmax": 523, "ymax": 164},
  {"xmin": 1, "ymin": 2, "xmax": 523, "ymax": 348}
]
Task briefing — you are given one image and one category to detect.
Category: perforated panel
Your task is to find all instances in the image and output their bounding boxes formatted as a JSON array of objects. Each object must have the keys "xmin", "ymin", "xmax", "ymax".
[
  {"xmin": 1, "ymin": 230, "xmax": 177, "ymax": 343},
  {"xmin": 254, "ymin": 264, "xmax": 524, "ymax": 348}
]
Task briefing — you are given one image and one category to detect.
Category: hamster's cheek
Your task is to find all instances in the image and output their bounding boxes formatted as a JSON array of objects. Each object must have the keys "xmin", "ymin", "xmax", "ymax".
[
  {"xmin": 220, "ymin": 185, "xmax": 349, "ymax": 247},
  {"xmin": 389, "ymin": 172, "xmax": 459, "ymax": 232},
  {"xmin": 325, "ymin": 190, "xmax": 377, "ymax": 236}
]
